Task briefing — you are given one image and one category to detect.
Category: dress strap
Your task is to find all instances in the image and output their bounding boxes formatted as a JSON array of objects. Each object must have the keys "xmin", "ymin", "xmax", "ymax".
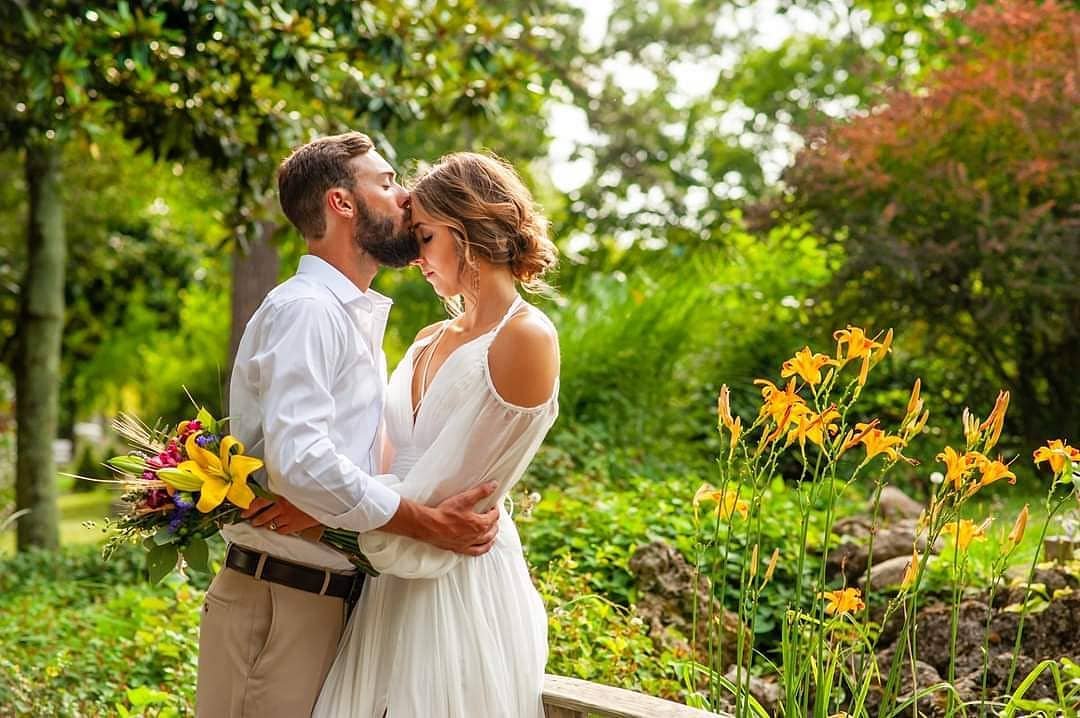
[{"xmin": 490, "ymin": 295, "xmax": 527, "ymax": 338}]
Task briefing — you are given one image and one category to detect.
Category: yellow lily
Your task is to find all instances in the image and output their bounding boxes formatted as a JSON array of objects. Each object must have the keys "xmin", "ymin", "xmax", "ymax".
[
  {"xmin": 755, "ymin": 377, "xmax": 807, "ymax": 429},
  {"xmin": 833, "ymin": 326, "xmax": 882, "ymax": 367},
  {"xmin": 786, "ymin": 406, "xmax": 841, "ymax": 449},
  {"xmin": 970, "ymin": 457, "xmax": 1016, "ymax": 494},
  {"xmin": 937, "ymin": 447, "xmax": 977, "ymax": 491},
  {"xmin": 180, "ymin": 433, "xmax": 262, "ymax": 513},
  {"xmin": 1033, "ymin": 439, "xmax": 1080, "ymax": 475},
  {"xmin": 854, "ymin": 422, "xmax": 904, "ymax": 462},
  {"xmin": 821, "ymin": 587, "xmax": 864, "ymax": 615},
  {"xmin": 693, "ymin": 484, "xmax": 749, "ymax": 521},
  {"xmin": 942, "ymin": 518, "xmax": 991, "ymax": 552},
  {"xmin": 781, "ymin": 347, "xmax": 832, "ymax": 386}
]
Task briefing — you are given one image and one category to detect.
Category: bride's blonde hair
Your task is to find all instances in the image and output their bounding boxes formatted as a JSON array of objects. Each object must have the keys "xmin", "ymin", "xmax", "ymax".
[{"xmin": 409, "ymin": 152, "xmax": 558, "ymax": 297}]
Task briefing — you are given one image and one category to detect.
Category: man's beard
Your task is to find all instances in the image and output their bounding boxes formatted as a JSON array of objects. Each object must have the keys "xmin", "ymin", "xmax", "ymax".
[{"xmin": 353, "ymin": 199, "xmax": 419, "ymax": 268}]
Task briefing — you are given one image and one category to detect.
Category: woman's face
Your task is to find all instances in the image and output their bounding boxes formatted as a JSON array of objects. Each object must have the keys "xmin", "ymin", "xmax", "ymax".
[{"xmin": 410, "ymin": 197, "xmax": 464, "ymax": 298}]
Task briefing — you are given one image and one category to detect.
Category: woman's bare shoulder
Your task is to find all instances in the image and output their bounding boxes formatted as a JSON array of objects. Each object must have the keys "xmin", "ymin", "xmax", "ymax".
[{"xmin": 487, "ymin": 307, "xmax": 560, "ymax": 408}]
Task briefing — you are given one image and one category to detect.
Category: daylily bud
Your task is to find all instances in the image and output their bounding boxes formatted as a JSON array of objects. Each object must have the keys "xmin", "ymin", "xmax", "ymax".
[
  {"xmin": 750, "ymin": 544, "xmax": 759, "ymax": 579},
  {"xmin": 904, "ymin": 379, "xmax": 923, "ymax": 425},
  {"xmin": 871, "ymin": 328, "xmax": 893, "ymax": 366},
  {"xmin": 900, "ymin": 547, "xmax": 920, "ymax": 589},
  {"xmin": 764, "ymin": 548, "xmax": 780, "ymax": 584},
  {"xmin": 962, "ymin": 408, "xmax": 981, "ymax": 448},
  {"xmin": 1007, "ymin": 504, "xmax": 1029, "ymax": 547}
]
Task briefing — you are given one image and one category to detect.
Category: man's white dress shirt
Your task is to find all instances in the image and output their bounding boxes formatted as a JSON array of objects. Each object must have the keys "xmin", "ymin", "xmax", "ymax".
[{"xmin": 221, "ymin": 255, "xmax": 401, "ymax": 571}]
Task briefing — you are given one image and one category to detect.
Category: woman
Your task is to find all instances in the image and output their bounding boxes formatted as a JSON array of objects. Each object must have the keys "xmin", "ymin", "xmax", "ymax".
[{"xmin": 313, "ymin": 152, "xmax": 560, "ymax": 717}]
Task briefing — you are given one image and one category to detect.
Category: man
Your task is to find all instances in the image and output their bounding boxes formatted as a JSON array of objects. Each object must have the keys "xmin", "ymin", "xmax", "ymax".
[{"xmin": 196, "ymin": 132, "xmax": 500, "ymax": 717}]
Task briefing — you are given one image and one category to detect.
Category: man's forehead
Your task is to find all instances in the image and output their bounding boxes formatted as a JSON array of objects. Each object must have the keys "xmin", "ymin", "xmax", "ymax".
[{"xmin": 353, "ymin": 150, "xmax": 395, "ymax": 177}]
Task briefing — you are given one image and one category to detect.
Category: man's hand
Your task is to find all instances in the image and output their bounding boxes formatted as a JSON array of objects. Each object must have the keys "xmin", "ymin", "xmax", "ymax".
[
  {"xmin": 241, "ymin": 496, "xmax": 322, "ymax": 535},
  {"xmin": 382, "ymin": 481, "xmax": 500, "ymax": 556}
]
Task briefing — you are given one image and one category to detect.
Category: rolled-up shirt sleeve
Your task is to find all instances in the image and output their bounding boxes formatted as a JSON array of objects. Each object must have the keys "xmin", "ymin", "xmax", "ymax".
[{"xmin": 247, "ymin": 298, "xmax": 401, "ymax": 532}]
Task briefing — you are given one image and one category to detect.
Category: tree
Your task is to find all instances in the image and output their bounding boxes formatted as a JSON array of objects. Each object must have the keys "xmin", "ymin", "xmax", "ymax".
[
  {"xmin": 0, "ymin": 0, "xmax": 579, "ymax": 548},
  {"xmin": 785, "ymin": 0, "xmax": 1079, "ymax": 443}
]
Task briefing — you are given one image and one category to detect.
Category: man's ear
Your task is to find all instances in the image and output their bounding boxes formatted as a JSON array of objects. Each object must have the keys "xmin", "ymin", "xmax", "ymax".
[{"xmin": 326, "ymin": 188, "xmax": 355, "ymax": 219}]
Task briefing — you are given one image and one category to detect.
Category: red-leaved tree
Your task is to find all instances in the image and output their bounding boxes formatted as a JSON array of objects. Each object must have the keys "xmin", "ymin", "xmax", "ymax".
[{"xmin": 787, "ymin": 0, "xmax": 1079, "ymax": 444}]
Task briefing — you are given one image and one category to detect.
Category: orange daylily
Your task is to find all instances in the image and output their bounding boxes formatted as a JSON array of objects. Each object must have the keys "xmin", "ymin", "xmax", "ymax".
[
  {"xmin": 936, "ymin": 447, "xmax": 980, "ymax": 491},
  {"xmin": 822, "ymin": 587, "xmax": 865, "ymax": 615},
  {"xmin": 781, "ymin": 347, "xmax": 832, "ymax": 386},
  {"xmin": 942, "ymin": 518, "xmax": 991, "ymax": 552},
  {"xmin": 786, "ymin": 406, "xmax": 841, "ymax": 449},
  {"xmin": 854, "ymin": 422, "xmax": 904, "ymax": 462},
  {"xmin": 755, "ymin": 378, "xmax": 807, "ymax": 427},
  {"xmin": 693, "ymin": 484, "xmax": 750, "ymax": 521},
  {"xmin": 971, "ymin": 457, "xmax": 1016, "ymax": 493},
  {"xmin": 1033, "ymin": 439, "xmax": 1080, "ymax": 475},
  {"xmin": 833, "ymin": 326, "xmax": 883, "ymax": 367}
]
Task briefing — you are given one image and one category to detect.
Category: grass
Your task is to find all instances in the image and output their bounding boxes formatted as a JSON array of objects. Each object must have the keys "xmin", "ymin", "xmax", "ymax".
[{"xmin": 0, "ymin": 488, "xmax": 114, "ymax": 556}]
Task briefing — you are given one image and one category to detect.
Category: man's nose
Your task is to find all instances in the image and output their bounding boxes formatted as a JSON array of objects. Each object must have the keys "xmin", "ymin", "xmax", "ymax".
[{"xmin": 396, "ymin": 187, "xmax": 410, "ymax": 207}]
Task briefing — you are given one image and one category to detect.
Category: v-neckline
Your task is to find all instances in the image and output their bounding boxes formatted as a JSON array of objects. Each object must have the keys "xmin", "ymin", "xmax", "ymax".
[{"xmin": 408, "ymin": 296, "xmax": 523, "ymax": 431}]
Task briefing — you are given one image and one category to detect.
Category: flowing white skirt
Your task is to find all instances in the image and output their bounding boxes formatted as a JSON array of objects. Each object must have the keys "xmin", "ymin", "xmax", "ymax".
[{"xmin": 313, "ymin": 513, "xmax": 547, "ymax": 718}]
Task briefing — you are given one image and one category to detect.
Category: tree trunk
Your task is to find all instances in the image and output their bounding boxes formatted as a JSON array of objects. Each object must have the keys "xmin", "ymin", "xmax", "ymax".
[
  {"xmin": 228, "ymin": 219, "xmax": 279, "ymax": 386},
  {"xmin": 15, "ymin": 141, "xmax": 65, "ymax": 551}
]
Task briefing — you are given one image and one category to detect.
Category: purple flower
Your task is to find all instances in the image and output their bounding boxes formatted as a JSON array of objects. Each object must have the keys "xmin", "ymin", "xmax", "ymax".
[
  {"xmin": 167, "ymin": 494, "xmax": 194, "ymax": 533},
  {"xmin": 195, "ymin": 433, "xmax": 218, "ymax": 449}
]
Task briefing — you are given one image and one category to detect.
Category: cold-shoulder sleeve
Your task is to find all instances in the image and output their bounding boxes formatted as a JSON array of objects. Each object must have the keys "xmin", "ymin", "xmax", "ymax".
[{"xmin": 358, "ymin": 379, "xmax": 558, "ymax": 579}]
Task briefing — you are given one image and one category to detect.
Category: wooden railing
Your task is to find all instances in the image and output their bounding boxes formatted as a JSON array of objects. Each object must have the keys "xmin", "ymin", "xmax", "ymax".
[{"xmin": 543, "ymin": 675, "xmax": 730, "ymax": 718}]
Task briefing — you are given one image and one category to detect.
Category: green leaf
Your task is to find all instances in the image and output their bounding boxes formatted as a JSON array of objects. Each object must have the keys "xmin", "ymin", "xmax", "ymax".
[
  {"xmin": 126, "ymin": 685, "xmax": 170, "ymax": 707},
  {"xmin": 182, "ymin": 537, "xmax": 210, "ymax": 573},
  {"xmin": 153, "ymin": 527, "xmax": 177, "ymax": 546},
  {"xmin": 146, "ymin": 543, "xmax": 178, "ymax": 584}
]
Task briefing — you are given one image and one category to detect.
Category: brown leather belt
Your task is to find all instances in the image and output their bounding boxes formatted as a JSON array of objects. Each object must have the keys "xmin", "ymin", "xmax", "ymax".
[{"xmin": 225, "ymin": 544, "xmax": 363, "ymax": 602}]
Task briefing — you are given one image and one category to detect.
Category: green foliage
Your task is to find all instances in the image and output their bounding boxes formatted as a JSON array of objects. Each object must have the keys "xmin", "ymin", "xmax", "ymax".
[
  {"xmin": 0, "ymin": 544, "xmax": 199, "ymax": 716},
  {"xmin": 536, "ymin": 553, "xmax": 685, "ymax": 701}
]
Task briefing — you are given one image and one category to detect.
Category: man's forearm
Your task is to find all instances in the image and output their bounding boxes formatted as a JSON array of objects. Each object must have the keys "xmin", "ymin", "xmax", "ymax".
[{"xmin": 380, "ymin": 497, "xmax": 435, "ymax": 542}]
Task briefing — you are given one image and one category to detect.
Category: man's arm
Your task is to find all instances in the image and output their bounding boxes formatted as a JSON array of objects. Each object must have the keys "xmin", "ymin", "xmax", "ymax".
[{"xmin": 247, "ymin": 482, "xmax": 499, "ymax": 555}]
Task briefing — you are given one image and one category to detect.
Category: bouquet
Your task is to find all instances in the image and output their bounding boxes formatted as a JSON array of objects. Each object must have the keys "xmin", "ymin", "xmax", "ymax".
[{"xmin": 88, "ymin": 406, "xmax": 377, "ymax": 582}]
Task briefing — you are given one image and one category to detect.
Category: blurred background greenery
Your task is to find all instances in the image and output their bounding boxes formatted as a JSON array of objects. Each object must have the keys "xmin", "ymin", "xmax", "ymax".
[{"xmin": 1, "ymin": 0, "xmax": 1076, "ymax": 714}]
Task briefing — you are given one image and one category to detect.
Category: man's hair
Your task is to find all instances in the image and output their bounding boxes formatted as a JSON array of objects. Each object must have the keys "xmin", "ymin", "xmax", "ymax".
[{"xmin": 276, "ymin": 132, "xmax": 373, "ymax": 240}]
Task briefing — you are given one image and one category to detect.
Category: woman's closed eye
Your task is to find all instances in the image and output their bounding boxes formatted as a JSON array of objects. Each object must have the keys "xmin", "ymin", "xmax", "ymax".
[{"xmin": 419, "ymin": 233, "xmax": 433, "ymax": 244}]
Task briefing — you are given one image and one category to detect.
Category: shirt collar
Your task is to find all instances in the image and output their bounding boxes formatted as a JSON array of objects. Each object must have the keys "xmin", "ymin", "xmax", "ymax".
[{"xmin": 297, "ymin": 255, "xmax": 393, "ymax": 313}]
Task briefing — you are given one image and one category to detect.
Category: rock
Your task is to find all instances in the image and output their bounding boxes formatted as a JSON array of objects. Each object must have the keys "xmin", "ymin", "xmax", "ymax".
[
  {"xmin": 861, "ymin": 553, "xmax": 930, "ymax": 591},
  {"xmin": 629, "ymin": 540, "xmax": 751, "ymax": 671},
  {"xmin": 876, "ymin": 486, "xmax": 924, "ymax": 520},
  {"xmin": 833, "ymin": 516, "xmax": 874, "ymax": 540},
  {"xmin": 723, "ymin": 666, "xmax": 781, "ymax": 715},
  {"xmin": 830, "ymin": 518, "xmax": 942, "ymax": 583},
  {"xmin": 1001, "ymin": 566, "xmax": 1079, "ymax": 606}
]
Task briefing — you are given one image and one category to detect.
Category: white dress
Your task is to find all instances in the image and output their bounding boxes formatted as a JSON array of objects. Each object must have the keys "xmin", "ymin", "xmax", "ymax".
[{"xmin": 314, "ymin": 295, "xmax": 557, "ymax": 718}]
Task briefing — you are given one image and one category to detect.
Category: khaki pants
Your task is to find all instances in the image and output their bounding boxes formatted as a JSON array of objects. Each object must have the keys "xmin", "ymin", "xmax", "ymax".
[{"xmin": 196, "ymin": 567, "xmax": 347, "ymax": 718}]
